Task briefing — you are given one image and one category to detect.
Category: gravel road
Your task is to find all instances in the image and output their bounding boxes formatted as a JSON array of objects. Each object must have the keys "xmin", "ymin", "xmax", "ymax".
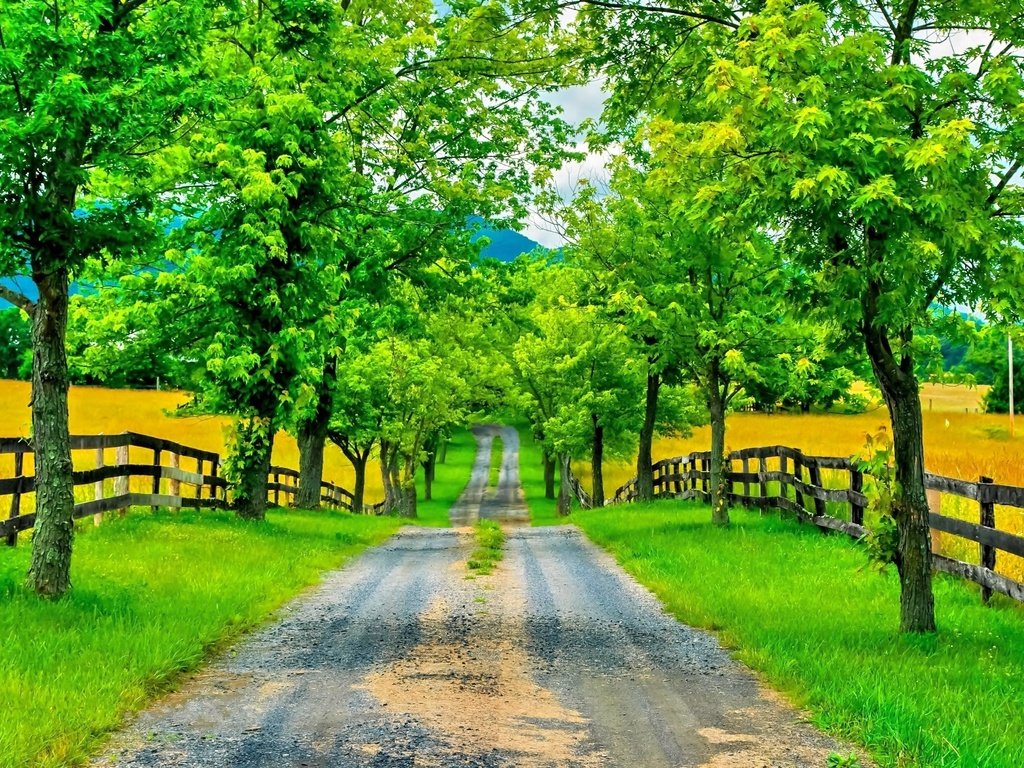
[{"xmin": 97, "ymin": 428, "xmax": 866, "ymax": 768}]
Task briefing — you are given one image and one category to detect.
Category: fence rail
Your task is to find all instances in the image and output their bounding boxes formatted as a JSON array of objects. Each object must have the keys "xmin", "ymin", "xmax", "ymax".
[
  {"xmin": 0, "ymin": 432, "xmax": 368, "ymax": 544},
  {"xmin": 609, "ymin": 445, "xmax": 1024, "ymax": 605}
]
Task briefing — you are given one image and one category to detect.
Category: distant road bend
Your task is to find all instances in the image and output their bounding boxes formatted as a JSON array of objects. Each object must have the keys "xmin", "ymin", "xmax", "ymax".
[{"xmin": 99, "ymin": 425, "xmax": 868, "ymax": 767}]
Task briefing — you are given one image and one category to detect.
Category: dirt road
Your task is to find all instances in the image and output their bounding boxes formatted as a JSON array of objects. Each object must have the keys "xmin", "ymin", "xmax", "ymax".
[
  {"xmin": 448, "ymin": 424, "xmax": 529, "ymax": 526},
  {"xmin": 98, "ymin": 428, "xmax": 865, "ymax": 767}
]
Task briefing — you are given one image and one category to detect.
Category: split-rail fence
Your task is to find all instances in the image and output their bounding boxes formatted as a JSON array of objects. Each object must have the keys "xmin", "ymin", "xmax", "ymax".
[
  {"xmin": 0, "ymin": 431, "xmax": 368, "ymax": 545},
  {"xmin": 609, "ymin": 445, "xmax": 1024, "ymax": 605}
]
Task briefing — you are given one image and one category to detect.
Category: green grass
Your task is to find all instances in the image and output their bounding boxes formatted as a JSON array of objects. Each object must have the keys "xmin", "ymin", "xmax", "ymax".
[
  {"xmin": 467, "ymin": 519, "xmax": 504, "ymax": 575},
  {"xmin": 512, "ymin": 424, "xmax": 564, "ymax": 526},
  {"xmin": 488, "ymin": 434, "xmax": 503, "ymax": 487},
  {"xmin": 573, "ymin": 503, "xmax": 1024, "ymax": 768},
  {"xmin": 0, "ymin": 508, "xmax": 400, "ymax": 768},
  {"xmin": 414, "ymin": 428, "xmax": 478, "ymax": 527}
]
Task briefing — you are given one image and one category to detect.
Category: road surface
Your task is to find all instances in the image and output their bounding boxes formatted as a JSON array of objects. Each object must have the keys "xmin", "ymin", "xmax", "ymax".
[{"xmin": 98, "ymin": 427, "xmax": 866, "ymax": 767}]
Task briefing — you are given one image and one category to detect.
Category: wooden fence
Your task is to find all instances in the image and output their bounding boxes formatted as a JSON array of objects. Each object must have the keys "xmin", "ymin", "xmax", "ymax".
[
  {"xmin": 0, "ymin": 432, "xmax": 364, "ymax": 545},
  {"xmin": 610, "ymin": 445, "xmax": 1024, "ymax": 605}
]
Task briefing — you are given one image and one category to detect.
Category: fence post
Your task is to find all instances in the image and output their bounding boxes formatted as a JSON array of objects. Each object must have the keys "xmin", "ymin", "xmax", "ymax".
[
  {"xmin": 742, "ymin": 457, "xmax": 751, "ymax": 505},
  {"xmin": 151, "ymin": 448, "xmax": 162, "ymax": 512},
  {"xmin": 169, "ymin": 452, "xmax": 181, "ymax": 499},
  {"xmin": 115, "ymin": 444, "xmax": 129, "ymax": 517},
  {"xmin": 979, "ymin": 476, "xmax": 996, "ymax": 604},
  {"xmin": 850, "ymin": 467, "xmax": 865, "ymax": 526},
  {"xmin": 195, "ymin": 458, "xmax": 204, "ymax": 502},
  {"xmin": 94, "ymin": 442, "xmax": 104, "ymax": 527},
  {"xmin": 7, "ymin": 452, "xmax": 23, "ymax": 547},
  {"xmin": 925, "ymin": 486, "xmax": 942, "ymax": 553},
  {"xmin": 758, "ymin": 456, "xmax": 768, "ymax": 511},
  {"xmin": 211, "ymin": 458, "xmax": 221, "ymax": 505},
  {"xmin": 673, "ymin": 458, "xmax": 682, "ymax": 495},
  {"xmin": 793, "ymin": 454, "xmax": 805, "ymax": 514},
  {"xmin": 808, "ymin": 462, "xmax": 827, "ymax": 518},
  {"xmin": 273, "ymin": 472, "xmax": 280, "ymax": 506},
  {"xmin": 780, "ymin": 454, "xmax": 789, "ymax": 505},
  {"xmin": 700, "ymin": 456, "xmax": 709, "ymax": 498}
]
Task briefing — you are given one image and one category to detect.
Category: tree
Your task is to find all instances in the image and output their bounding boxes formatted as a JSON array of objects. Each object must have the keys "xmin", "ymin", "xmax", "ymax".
[
  {"xmin": 596, "ymin": 0, "xmax": 1024, "ymax": 631},
  {"xmin": 287, "ymin": 1, "xmax": 578, "ymax": 509},
  {"xmin": 0, "ymin": 0, "xmax": 218, "ymax": 596},
  {"xmin": 0, "ymin": 307, "xmax": 29, "ymax": 379},
  {"xmin": 512, "ymin": 262, "xmax": 644, "ymax": 513},
  {"xmin": 985, "ymin": 335, "xmax": 1024, "ymax": 415}
]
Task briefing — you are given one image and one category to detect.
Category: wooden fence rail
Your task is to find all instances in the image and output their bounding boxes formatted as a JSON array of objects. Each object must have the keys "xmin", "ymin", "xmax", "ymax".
[
  {"xmin": 608, "ymin": 445, "xmax": 1024, "ymax": 605},
  {"xmin": 0, "ymin": 432, "xmax": 368, "ymax": 545}
]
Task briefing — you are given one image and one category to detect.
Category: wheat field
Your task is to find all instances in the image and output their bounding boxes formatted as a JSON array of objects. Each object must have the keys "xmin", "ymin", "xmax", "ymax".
[
  {"xmin": 0, "ymin": 379, "xmax": 385, "ymax": 506},
  {"xmin": 577, "ymin": 383, "xmax": 1024, "ymax": 581}
]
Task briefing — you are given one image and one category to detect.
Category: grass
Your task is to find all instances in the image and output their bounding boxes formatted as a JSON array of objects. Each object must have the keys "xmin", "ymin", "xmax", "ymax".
[
  {"xmin": 467, "ymin": 519, "xmax": 504, "ymax": 575},
  {"xmin": 412, "ymin": 428, "xmax": 478, "ymax": 527},
  {"xmin": 573, "ymin": 502, "xmax": 1024, "ymax": 768},
  {"xmin": 512, "ymin": 424, "xmax": 563, "ymax": 526},
  {"xmin": 0, "ymin": 506, "xmax": 400, "ymax": 768}
]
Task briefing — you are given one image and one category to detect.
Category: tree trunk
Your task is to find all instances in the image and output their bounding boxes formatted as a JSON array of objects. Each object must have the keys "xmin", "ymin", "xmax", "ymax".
[
  {"xmin": 295, "ymin": 359, "xmax": 335, "ymax": 510},
  {"xmin": 295, "ymin": 417, "xmax": 328, "ymax": 510},
  {"xmin": 351, "ymin": 452, "xmax": 367, "ymax": 514},
  {"xmin": 399, "ymin": 454, "xmax": 418, "ymax": 519},
  {"xmin": 379, "ymin": 440, "xmax": 397, "ymax": 513},
  {"xmin": 557, "ymin": 453, "xmax": 572, "ymax": 516},
  {"xmin": 26, "ymin": 267, "xmax": 76, "ymax": 598},
  {"xmin": 543, "ymin": 449, "xmax": 555, "ymax": 500},
  {"xmin": 637, "ymin": 371, "xmax": 661, "ymax": 502},
  {"xmin": 707, "ymin": 363, "xmax": 729, "ymax": 527},
  {"xmin": 422, "ymin": 448, "xmax": 437, "ymax": 501},
  {"xmin": 591, "ymin": 415, "xmax": 605, "ymax": 508},
  {"xmin": 864, "ymin": 323, "xmax": 936, "ymax": 633},
  {"xmin": 232, "ymin": 417, "xmax": 275, "ymax": 521}
]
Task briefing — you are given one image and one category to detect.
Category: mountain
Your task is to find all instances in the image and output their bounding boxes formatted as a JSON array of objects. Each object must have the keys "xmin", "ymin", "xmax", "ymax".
[{"xmin": 468, "ymin": 218, "xmax": 543, "ymax": 263}]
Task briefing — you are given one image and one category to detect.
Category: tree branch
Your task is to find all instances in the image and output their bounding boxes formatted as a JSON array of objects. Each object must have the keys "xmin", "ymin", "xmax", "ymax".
[{"xmin": 0, "ymin": 284, "xmax": 36, "ymax": 313}]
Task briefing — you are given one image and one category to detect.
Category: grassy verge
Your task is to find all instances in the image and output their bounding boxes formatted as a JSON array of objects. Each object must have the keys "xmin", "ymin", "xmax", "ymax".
[
  {"xmin": 573, "ymin": 503, "xmax": 1024, "ymax": 767},
  {"xmin": 414, "ymin": 428, "xmax": 478, "ymax": 527},
  {"xmin": 467, "ymin": 519, "xmax": 504, "ymax": 575},
  {"xmin": 512, "ymin": 424, "xmax": 563, "ymax": 526},
  {"xmin": 489, "ymin": 435, "xmax": 503, "ymax": 487},
  {"xmin": 0, "ymin": 508, "xmax": 400, "ymax": 768}
]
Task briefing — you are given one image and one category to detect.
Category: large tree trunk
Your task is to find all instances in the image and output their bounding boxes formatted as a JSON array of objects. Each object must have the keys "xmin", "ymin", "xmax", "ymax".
[
  {"xmin": 557, "ymin": 453, "xmax": 572, "ymax": 516},
  {"xmin": 637, "ymin": 371, "xmax": 661, "ymax": 502},
  {"xmin": 543, "ymin": 449, "xmax": 555, "ymax": 500},
  {"xmin": 864, "ymin": 319, "xmax": 936, "ymax": 633},
  {"xmin": 707, "ymin": 362, "xmax": 729, "ymax": 527},
  {"xmin": 295, "ymin": 417, "xmax": 328, "ymax": 510},
  {"xmin": 232, "ymin": 417, "xmax": 275, "ymax": 521},
  {"xmin": 26, "ymin": 267, "xmax": 76, "ymax": 598},
  {"xmin": 591, "ymin": 415, "xmax": 605, "ymax": 508}
]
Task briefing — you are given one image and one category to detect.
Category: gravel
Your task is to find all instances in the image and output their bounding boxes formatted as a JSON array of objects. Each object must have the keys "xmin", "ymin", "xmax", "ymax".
[{"xmin": 96, "ymin": 428, "xmax": 867, "ymax": 768}]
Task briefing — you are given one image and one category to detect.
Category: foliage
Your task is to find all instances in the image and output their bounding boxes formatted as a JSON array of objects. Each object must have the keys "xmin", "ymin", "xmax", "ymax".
[
  {"xmin": 0, "ymin": 308, "xmax": 29, "ymax": 380},
  {"xmin": 984, "ymin": 336, "xmax": 1024, "ymax": 414},
  {"xmin": 855, "ymin": 429, "xmax": 899, "ymax": 569}
]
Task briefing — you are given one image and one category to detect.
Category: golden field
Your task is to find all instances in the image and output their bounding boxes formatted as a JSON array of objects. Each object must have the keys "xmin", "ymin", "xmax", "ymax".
[
  {"xmin": 581, "ymin": 383, "xmax": 1024, "ymax": 582},
  {"xmin": 0, "ymin": 379, "xmax": 384, "ymax": 506}
]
